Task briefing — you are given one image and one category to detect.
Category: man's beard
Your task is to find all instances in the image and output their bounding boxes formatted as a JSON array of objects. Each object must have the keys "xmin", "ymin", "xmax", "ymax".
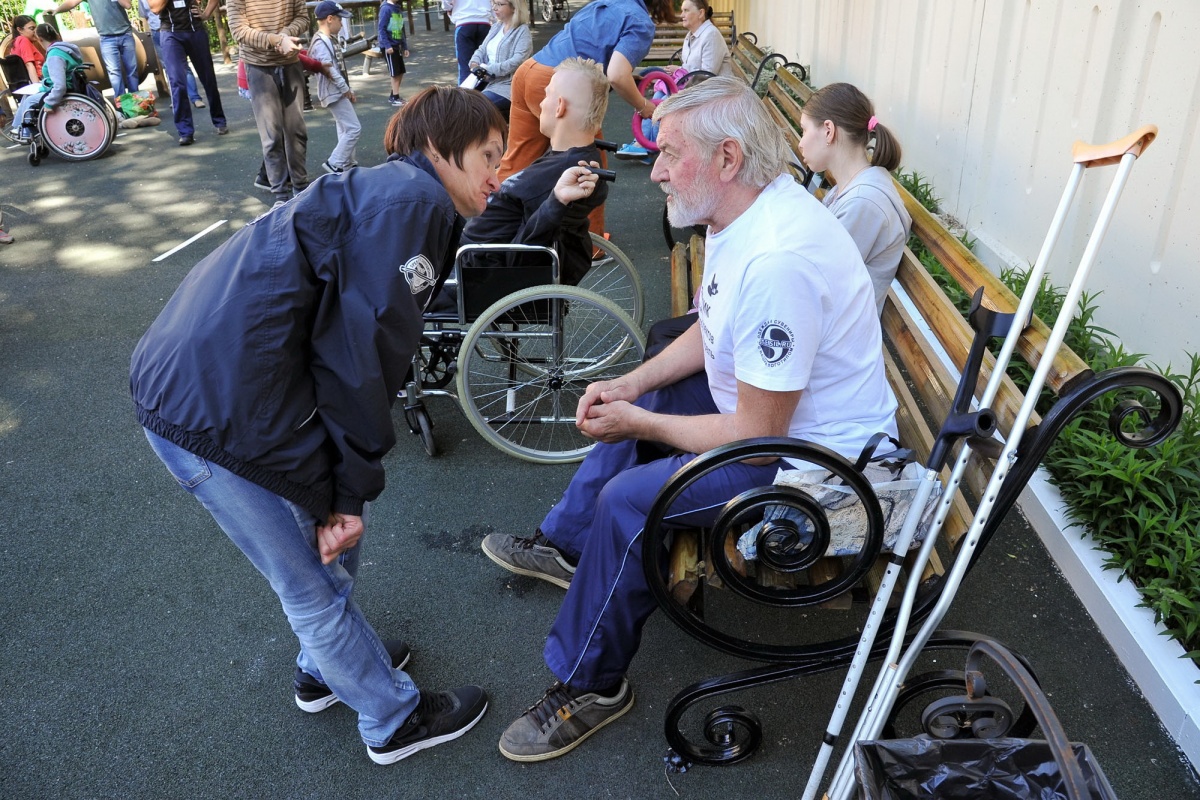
[{"xmin": 662, "ymin": 181, "xmax": 717, "ymax": 228}]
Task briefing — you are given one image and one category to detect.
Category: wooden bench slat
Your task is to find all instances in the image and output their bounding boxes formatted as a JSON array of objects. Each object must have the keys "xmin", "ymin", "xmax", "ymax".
[
  {"xmin": 896, "ymin": 184, "xmax": 1092, "ymax": 395},
  {"xmin": 670, "ymin": 242, "xmax": 690, "ymax": 317},
  {"xmin": 669, "ymin": 530, "xmax": 702, "ymax": 607},
  {"xmin": 689, "ymin": 235, "xmax": 704, "ymax": 301},
  {"xmin": 882, "ymin": 292, "xmax": 994, "ymax": 504},
  {"xmin": 891, "ymin": 249, "xmax": 1038, "ymax": 440}
]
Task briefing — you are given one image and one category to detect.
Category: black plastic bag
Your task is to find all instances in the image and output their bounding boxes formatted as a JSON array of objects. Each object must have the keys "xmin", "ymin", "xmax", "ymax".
[
  {"xmin": 855, "ymin": 735, "xmax": 1118, "ymax": 799},
  {"xmin": 853, "ymin": 638, "xmax": 1118, "ymax": 800}
]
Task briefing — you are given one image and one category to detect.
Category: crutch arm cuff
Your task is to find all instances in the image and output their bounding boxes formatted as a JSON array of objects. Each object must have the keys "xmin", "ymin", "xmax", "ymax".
[{"xmin": 1072, "ymin": 124, "xmax": 1157, "ymax": 167}]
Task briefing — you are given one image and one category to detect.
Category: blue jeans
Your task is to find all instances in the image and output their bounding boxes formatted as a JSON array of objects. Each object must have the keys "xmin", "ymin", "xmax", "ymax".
[
  {"xmin": 142, "ymin": 429, "xmax": 419, "ymax": 746},
  {"xmin": 99, "ymin": 32, "xmax": 139, "ymax": 98}
]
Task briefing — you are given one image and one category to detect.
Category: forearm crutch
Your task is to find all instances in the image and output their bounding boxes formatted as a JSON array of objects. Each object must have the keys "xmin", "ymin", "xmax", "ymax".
[
  {"xmin": 800, "ymin": 290, "xmax": 1009, "ymax": 800},
  {"xmin": 821, "ymin": 124, "xmax": 1158, "ymax": 800}
]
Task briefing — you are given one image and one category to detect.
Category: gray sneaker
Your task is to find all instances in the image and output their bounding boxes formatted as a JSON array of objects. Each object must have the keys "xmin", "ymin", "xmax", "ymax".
[
  {"xmin": 498, "ymin": 679, "xmax": 633, "ymax": 762},
  {"xmin": 481, "ymin": 532, "xmax": 575, "ymax": 589}
]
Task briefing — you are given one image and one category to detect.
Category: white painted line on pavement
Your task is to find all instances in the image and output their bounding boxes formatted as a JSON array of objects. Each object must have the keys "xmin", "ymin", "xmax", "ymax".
[{"xmin": 153, "ymin": 219, "xmax": 227, "ymax": 263}]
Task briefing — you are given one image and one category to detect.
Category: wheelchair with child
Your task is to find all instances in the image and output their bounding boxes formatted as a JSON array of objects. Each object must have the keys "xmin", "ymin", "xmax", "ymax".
[
  {"xmin": 0, "ymin": 57, "xmax": 117, "ymax": 166},
  {"xmin": 400, "ymin": 236, "xmax": 647, "ymax": 464}
]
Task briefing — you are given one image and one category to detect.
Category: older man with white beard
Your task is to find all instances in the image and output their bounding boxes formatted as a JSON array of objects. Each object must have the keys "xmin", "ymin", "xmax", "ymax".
[{"xmin": 480, "ymin": 76, "xmax": 898, "ymax": 762}]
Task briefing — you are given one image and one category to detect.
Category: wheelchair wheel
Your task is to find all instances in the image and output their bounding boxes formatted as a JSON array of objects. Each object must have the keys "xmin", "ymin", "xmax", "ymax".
[
  {"xmin": 581, "ymin": 233, "xmax": 645, "ymax": 327},
  {"xmin": 540, "ymin": 0, "xmax": 553, "ymax": 21},
  {"xmin": 38, "ymin": 93, "xmax": 115, "ymax": 162},
  {"xmin": 456, "ymin": 285, "xmax": 646, "ymax": 464},
  {"xmin": 405, "ymin": 404, "xmax": 438, "ymax": 457}
]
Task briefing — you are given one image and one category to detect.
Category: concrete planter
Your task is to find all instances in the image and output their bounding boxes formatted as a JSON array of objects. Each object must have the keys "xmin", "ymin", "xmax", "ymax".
[{"xmin": 1019, "ymin": 469, "xmax": 1200, "ymax": 767}]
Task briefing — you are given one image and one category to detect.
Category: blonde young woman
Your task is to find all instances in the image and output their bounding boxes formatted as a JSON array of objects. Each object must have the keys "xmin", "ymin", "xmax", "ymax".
[
  {"xmin": 466, "ymin": 0, "xmax": 532, "ymax": 118},
  {"xmin": 799, "ymin": 82, "xmax": 912, "ymax": 313}
]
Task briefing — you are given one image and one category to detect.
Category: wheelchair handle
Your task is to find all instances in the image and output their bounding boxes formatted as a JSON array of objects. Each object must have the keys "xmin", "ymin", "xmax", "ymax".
[
  {"xmin": 586, "ymin": 167, "xmax": 617, "ymax": 182},
  {"xmin": 594, "ymin": 138, "xmax": 618, "ymax": 152}
]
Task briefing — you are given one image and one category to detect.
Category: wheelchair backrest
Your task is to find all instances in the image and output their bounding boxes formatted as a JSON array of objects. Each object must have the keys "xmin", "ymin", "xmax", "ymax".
[{"xmin": 1, "ymin": 54, "xmax": 30, "ymax": 91}]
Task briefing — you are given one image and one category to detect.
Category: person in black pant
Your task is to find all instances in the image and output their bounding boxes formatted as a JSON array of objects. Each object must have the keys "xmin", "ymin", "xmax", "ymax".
[{"xmin": 148, "ymin": 0, "xmax": 227, "ymax": 145}]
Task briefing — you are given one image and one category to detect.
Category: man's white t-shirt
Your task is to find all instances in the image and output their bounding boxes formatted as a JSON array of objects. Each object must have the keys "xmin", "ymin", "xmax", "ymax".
[{"xmin": 698, "ymin": 173, "xmax": 898, "ymax": 459}]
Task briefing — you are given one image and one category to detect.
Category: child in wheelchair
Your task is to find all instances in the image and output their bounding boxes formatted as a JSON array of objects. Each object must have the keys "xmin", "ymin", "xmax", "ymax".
[
  {"xmin": 9, "ymin": 24, "xmax": 86, "ymax": 143},
  {"xmin": 428, "ymin": 57, "xmax": 611, "ymax": 315}
]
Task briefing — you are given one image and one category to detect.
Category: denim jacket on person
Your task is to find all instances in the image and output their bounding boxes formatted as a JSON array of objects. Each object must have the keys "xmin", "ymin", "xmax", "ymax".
[{"xmin": 131, "ymin": 153, "xmax": 463, "ymax": 521}]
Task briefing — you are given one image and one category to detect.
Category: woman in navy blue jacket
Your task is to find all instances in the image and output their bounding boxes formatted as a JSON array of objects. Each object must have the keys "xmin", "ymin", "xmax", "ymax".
[{"xmin": 130, "ymin": 87, "xmax": 505, "ymax": 765}]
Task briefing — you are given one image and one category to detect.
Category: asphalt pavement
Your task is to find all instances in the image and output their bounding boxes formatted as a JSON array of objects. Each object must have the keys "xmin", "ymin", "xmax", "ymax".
[{"xmin": 1, "ymin": 19, "xmax": 1197, "ymax": 800}]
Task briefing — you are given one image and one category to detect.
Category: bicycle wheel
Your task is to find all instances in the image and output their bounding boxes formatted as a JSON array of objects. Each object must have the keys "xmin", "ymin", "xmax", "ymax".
[
  {"xmin": 581, "ymin": 233, "xmax": 645, "ymax": 327},
  {"xmin": 456, "ymin": 285, "xmax": 646, "ymax": 464},
  {"xmin": 540, "ymin": 0, "xmax": 553, "ymax": 22}
]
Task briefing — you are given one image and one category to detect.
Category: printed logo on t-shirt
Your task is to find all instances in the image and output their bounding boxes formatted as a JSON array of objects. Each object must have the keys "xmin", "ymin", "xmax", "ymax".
[
  {"xmin": 400, "ymin": 254, "xmax": 436, "ymax": 294},
  {"xmin": 756, "ymin": 320, "xmax": 795, "ymax": 367},
  {"xmin": 707, "ymin": 275, "xmax": 719, "ymax": 296}
]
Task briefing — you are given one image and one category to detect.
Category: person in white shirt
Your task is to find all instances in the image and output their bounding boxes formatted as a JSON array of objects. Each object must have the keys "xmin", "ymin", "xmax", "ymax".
[
  {"xmin": 481, "ymin": 76, "xmax": 898, "ymax": 763},
  {"xmin": 799, "ymin": 82, "xmax": 912, "ymax": 314},
  {"xmin": 443, "ymin": 0, "xmax": 493, "ymax": 84}
]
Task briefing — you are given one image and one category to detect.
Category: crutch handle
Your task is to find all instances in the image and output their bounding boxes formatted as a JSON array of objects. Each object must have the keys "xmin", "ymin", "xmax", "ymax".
[{"xmin": 1072, "ymin": 124, "xmax": 1157, "ymax": 168}]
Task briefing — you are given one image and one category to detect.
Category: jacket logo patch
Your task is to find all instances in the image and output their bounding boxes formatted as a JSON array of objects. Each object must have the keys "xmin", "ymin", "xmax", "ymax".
[
  {"xmin": 757, "ymin": 320, "xmax": 795, "ymax": 367},
  {"xmin": 400, "ymin": 255, "xmax": 436, "ymax": 294}
]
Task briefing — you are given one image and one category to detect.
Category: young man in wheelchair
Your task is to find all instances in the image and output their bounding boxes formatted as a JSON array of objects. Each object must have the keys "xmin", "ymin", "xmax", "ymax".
[
  {"xmin": 8, "ymin": 24, "xmax": 84, "ymax": 143},
  {"xmin": 445, "ymin": 56, "xmax": 609, "ymax": 304}
]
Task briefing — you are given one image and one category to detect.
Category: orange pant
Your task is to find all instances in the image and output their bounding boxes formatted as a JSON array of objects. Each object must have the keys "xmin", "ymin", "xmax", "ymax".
[{"xmin": 500, "ymin": 59, "xmax": 606, "ymax": 236}]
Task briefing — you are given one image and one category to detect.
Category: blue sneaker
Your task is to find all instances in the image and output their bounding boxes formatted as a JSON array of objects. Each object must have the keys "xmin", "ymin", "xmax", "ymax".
[{"xmin": 614, "ymin": 142, "xmax": 650, "ymax": 160}]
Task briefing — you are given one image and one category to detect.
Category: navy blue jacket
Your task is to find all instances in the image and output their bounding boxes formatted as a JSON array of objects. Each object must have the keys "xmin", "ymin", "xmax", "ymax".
[{"xmin": 131, "ymin": 153, "xmax": 462, "ymax": 520}]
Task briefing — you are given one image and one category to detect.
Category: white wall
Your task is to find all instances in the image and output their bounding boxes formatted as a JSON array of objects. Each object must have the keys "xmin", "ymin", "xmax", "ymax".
[{"xmin": 725, "ymin": 0, "xmax": 1199, "ymax": 370}]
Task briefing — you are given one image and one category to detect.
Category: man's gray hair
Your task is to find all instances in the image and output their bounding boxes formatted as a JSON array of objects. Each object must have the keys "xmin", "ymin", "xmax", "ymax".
[{"xmin": 653, "ymin": 76, "xmax": 791, "ymax": 188}]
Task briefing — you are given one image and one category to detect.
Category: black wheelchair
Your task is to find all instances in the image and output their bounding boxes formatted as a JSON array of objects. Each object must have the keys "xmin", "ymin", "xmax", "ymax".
[
  {"xmin": 0, "ymin": 60, "xmax": 117, "ymax": 166},
  {"xmin": 401, "ymin": 240, "xmax": 646, "ymax": 463}
]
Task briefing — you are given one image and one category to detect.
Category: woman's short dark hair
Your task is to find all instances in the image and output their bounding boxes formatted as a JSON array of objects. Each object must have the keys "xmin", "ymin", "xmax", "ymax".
[
  {"xmin": 35, "ymin": 22, "xmax": 59, "ymax": 43},
  {"xmin": 804, "ymin": 82, "xmax": 903, "ymax": 172},
  {"xmin": 383, "ymin": 86, "xmax": 506, "ymax": 167}
]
